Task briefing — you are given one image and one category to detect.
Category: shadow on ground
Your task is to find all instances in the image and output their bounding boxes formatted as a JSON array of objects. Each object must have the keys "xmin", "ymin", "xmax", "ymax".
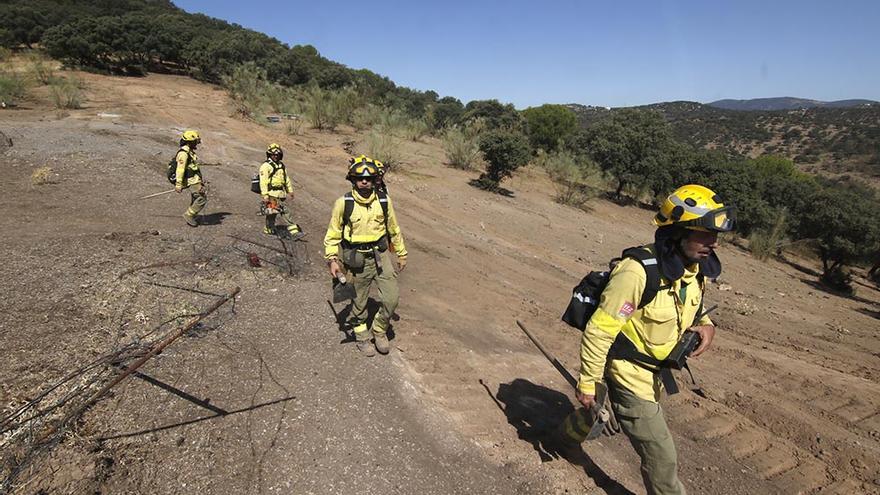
[
  {"xmin": 801, "ymin": 278, "xmax": 879, "ymax": 306},
  {"xmin": 485, "ymin": 378, "xmax": 634, "ymax": 495},
  {"xmin": 199, "ymin": 212, "xmax": 232, "ymax": 225}
]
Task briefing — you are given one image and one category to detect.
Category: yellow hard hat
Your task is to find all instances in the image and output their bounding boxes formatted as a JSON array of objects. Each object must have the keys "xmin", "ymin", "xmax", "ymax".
[
  {"xmin": 266, "ymin": 143, "xmax": 283, "ymax": 159},
  {"xmin": 653, "ymin": 184, "xmax": 736, "ymax": 232},
  {"xmin": 181, "ymin": 129, "xmax": 201, "ymax": 142}
]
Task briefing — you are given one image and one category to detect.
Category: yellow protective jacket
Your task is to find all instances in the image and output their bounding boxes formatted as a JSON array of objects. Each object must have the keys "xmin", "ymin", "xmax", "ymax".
[
  {"xmin": 175, "ymin": 145, "xmax": 202, "ymax": 188},
  {"xmin": 259, "ymin": 159, "xmax": 293, "ymax": 199},
  {"xmin": 577, "ymin": 252, "xmax": 713, "ymax": 402},
  {"xmin": 323, "ymin": 189, "xmax": 407, "ymax": 260}
]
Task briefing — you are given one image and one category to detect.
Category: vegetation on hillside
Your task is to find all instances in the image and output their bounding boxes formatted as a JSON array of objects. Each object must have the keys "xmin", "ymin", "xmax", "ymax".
[
  {"xmin": 2, "ymin": 0, "xmax": 878, "ymax": 291},
  {"xmin": 569, "ymin": 102, "xmax": 880, "ymax": 178}
]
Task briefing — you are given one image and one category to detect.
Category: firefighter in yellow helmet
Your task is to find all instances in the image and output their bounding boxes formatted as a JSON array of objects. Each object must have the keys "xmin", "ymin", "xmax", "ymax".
[
  {"xmin": 350, "ymin": 154, "xmax": 387, "ymax": 194},
  {"xmin": 324, "ymin": 158, "xmax": 407, "ymax": 356},
  {"xmin": 260, "ymin": 143, "xmax": 304, "ymax": 240},
  {"xmin": 558, "ymin": 184, "xmax": 735, "ymax": 495},
  {"xmin": 174, "ymin": 130, "xmax": 207, "ymax": 227}
]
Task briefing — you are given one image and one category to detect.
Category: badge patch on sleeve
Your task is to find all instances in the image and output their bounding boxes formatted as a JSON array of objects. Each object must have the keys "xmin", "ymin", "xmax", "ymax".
[{"xmin": 618, "ymin": 301, "xmax": 635, "ymax": 318}]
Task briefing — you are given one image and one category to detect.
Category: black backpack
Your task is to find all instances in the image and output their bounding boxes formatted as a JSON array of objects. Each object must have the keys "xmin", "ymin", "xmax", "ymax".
[{"xmin": 562, "ymin": 246, "xmax": 661, "ymax": 331}]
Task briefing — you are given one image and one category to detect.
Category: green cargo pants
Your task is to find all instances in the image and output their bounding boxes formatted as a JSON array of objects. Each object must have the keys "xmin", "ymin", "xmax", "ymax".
[
  {"xmin": 348, "ymin": 249, "xmax": 398, "ymax": 338},
  {"xmin": 265, "ymin": 199, "xmax": 299, "ymax": 233},
  {"xmin": 608, "ymin": 379, "xmax": 685, "ymax": 495},
  {"xmin": 186, "ymin": 182, "xmax": 207, "ymax": 218}
]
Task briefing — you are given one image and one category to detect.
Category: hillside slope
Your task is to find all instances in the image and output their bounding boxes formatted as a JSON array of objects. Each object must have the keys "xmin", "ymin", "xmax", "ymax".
[
  {"xmin": 708, "ymin": 97, "xmax": 878, "ymax": 111},
  {"xmin": 2, "ymin": 70, "xmax": 879, "ymax": 494},
  {"xmin": 568, "ymin": 101, "xmax": 880, "ymax": 187}
]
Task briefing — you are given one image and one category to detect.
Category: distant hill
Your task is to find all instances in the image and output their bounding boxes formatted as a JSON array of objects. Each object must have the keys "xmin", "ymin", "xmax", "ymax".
[
  {"xmin": 708, "ymin": 97, "xmax": 878, "ymax": 111},
  {"xmin": 567, "ymin": 101, "xmax": 880, "ymax": 185}
]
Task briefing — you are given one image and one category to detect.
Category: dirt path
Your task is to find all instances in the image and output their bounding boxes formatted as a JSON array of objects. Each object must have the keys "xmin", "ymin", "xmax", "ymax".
[{"xmin": 2, "ymin": 70, "xmax": 879, "ymax": 494}]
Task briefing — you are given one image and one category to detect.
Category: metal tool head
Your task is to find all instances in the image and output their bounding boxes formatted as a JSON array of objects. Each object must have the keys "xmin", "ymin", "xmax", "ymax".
[
  {"xmin": 332, "ymin": 273, "xmax": 356, "ymax": 303},
  {"xmin": 585, "ymin": 381, "xmax": 611, "ymax": 441}
]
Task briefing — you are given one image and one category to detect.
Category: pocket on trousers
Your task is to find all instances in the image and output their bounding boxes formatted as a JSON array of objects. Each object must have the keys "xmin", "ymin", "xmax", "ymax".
[{"xmin": 613, "ymin": 400, "xmax": 668, "ymax": 442}]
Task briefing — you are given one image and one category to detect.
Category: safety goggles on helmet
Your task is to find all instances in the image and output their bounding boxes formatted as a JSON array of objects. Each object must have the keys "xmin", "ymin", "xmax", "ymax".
[
  {"xmin": 676, "ymin": 205, "xmax": 736, "ymax": 232},
  {"xmin": 347, "ymin": 161, "xmax": 379, "ymax": 179}
]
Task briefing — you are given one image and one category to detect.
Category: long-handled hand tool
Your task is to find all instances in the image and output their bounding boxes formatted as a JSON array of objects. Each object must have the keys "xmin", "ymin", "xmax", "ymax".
[
  {"xmin": 515, "ymin": 320, "xmax": 615, "ymax": 439},
  {"xmin": 139, "ymin": 189, "xmax": 176, "ymax": 200}
]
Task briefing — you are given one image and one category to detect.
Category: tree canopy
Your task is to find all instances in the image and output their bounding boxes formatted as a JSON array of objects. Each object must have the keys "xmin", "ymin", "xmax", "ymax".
[{"xmin": 522, "ymin": 104, "xmax": 578, "ymax": 152}]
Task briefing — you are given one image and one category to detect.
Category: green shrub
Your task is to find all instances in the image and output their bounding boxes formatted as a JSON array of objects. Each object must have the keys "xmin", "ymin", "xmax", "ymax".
[
  {"xmin": 376, "ymin": 108, "xmax": 410, "ymax": 133},
  {"xmin": 402, "ymin": 117, "xmax": 429, "ymax": 142},
  {"xmin": 222, "ymin": 63, "xmax": 269, "ymax": 118},
  {"xmin": 523, "ymin": 104, "xmax": 578, "ymax": 152},
  {"xmin": 0, "ymin": 70, "xmax": 28, "ymax": 104},
  {"xmin": 477, "ymin": 129, "xmax": 531, "ymax": 190},
  {"xmin": 537, "ymin": 150, "xmax": 599, "ymax": 208},
  {"xmin": 365, "ymin": 128, "xmax": 401, "ymax": 169},
  {"xmin": 49, "ymin": 76, "xmax": 82, "ymax": 109},
  {"xmin": 263, "ymin": 84, "xmax": 298, "ymax": 114},
  {"xmin": 351, "ymin": 106, "xmax": 375, "ymax": 131},
  {"xmin": 303, "ymin": 84, "xmax": 341, "ymax": 131},
  {"xmin": 748, "ymin": 208, "xmax": 787, "ymax": 261},
  {"xmin": 285, "ymin": 118, "xmax": 304, "ymax": 136},
  {"xmin": 27, "ymin": 52, "xmax": 55, "ymax": 85},
  {"xmin": 330, "ymin": 86, "xmax": 362, "ymax": 125},
  {"xmin": 442, "ymin": 126, "xmax": 481, "ymax": 170}
]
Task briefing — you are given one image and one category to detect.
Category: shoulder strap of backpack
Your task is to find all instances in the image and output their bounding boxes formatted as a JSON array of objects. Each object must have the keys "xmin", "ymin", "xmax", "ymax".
[
  {"xmin": 342, "ymin": 192, "xmax": 355, "ymax": 234},
  {"xmin": 621, "ymin": 245, "xmax": 662, "ymax": 309},
  {"xmin": 263, "ymin": 160, "xmax": 283, "ymax": 178},
  {"xmin": 377, "ymin": 190, "xmax": 389, "ymax": 234}
]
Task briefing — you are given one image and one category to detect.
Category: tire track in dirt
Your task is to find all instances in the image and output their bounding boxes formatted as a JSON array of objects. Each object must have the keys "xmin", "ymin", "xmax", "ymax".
[{"xmin": 666, "ymin": 339, "xmax": 880, "ymax": 494}]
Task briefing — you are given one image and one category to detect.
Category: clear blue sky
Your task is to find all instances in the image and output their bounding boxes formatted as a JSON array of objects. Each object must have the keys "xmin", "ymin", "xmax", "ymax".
[{"xmin": 174, "ymin": 0, "xmax": 880, "ymax": 109}]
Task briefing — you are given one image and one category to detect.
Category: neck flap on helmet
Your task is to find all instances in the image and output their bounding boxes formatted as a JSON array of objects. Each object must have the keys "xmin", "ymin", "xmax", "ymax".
[{"xmin": 654, "ymin": 225, "xmax": 722, "ymax": 281}]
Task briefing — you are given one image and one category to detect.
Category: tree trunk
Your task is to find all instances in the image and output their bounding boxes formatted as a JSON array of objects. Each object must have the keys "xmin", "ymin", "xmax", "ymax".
[{"xmin": 820, "ymin": 247, "xmax": 830, "ymax": 274}]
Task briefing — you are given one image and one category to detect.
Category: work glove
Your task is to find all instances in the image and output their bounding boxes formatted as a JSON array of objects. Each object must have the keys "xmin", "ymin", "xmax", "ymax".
[
  {"xmin": 175, "ymin": 184, "xmax": 183, "ymax": 193},
  {"xmin": 397, "ymin": 256, "xmax": 407, "ymax": 272}
]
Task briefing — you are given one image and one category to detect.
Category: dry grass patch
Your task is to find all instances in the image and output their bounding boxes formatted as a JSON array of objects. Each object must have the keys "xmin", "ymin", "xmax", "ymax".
[{"xmin": 31, "ymin": 167, "xmax": 54, "ymax": 185}]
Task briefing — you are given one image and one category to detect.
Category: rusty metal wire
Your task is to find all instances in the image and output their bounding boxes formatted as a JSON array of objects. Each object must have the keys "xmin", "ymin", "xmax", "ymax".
[{"xmin": 1, "ymin": 287, "xmax": 240, "ymax": 493}]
